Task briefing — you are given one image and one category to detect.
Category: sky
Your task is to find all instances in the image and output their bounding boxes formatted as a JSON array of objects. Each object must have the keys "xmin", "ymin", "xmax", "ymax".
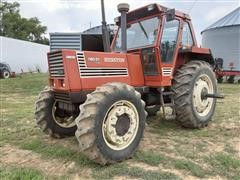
[{"xmin": 5, "ymin": 0, "xmax": 240, "ymax": 45}]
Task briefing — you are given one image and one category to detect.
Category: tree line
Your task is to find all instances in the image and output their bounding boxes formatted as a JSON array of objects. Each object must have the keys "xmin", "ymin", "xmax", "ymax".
[{"xmin": 0, "ymin": 1, "xmax": 49, "ymax": 45}]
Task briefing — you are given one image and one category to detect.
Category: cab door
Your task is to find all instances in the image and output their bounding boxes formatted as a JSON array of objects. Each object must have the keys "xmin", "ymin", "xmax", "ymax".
[
  {"xmin": 159, "ymin": 17, "xmax": 181, "ymax": 86},
  {"xmin": 140, "ymin": 17, "xmax": 162, "ymax": 87}
]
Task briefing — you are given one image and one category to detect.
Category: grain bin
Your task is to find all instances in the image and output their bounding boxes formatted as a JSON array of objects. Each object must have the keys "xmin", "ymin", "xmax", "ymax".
[{"xmin": 201, "ymin": 7, "xmax": 240, "ymax": 83}]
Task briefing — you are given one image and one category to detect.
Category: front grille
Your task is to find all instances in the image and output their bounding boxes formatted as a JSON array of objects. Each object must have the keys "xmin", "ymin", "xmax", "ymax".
[
  {"xmin": 76, "ymin": 51, "xmax": 128, "ymax": 77},
  {"xmin": 54, "ymin": 92, "xmax": 70, "ymax": 103},
  {"xmin": 48, "ymin": 51, "xmax": 64, "ymax": 77}
]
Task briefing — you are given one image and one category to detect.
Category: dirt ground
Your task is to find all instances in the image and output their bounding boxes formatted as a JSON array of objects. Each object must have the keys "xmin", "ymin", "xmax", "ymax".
[{"xmin": 0, "ymin": 74, "xmax": 239, "ymax": 179}]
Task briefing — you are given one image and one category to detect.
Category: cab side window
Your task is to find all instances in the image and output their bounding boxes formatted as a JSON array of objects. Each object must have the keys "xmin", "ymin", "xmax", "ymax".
[
  {"xmin": 182, "ymin": 22, "xmax": 193, "ymax": 46},
  {"xmin": 160, "ymin": 19, "xmax": 179, "ymax": 63}
]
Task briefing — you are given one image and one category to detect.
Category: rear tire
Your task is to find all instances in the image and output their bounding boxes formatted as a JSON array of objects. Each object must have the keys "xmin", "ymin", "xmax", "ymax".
[
  {"xmin": 35, "ymin": 87, "xmax": 77, "ymax": 138},
  {"xmin": 75, "ymin": 82, "xmax": 147, "ymax": 164},
  {"xmin": 173, "ymin": 61, "xmax": 217, "ymax": 128}
]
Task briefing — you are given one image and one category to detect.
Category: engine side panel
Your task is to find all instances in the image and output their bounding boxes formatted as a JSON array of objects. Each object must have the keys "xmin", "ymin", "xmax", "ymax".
[
  {"xmin": 48, "ymin": 50, "xmax": 145, "ymax": 92},
  {"xmin": 79, "ymin": 51, "xmax": 130, "ymax": 90}
]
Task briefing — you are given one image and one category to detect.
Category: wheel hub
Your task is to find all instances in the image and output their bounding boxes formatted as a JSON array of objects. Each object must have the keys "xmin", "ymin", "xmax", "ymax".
[
  {"xmin": 3, "ymin": 71, "xmax": 10, "ymax": 78},
  {"xmin": 52, "ymin": 101, "xmax": 76, "ymax": 128},
  {"xmin": 201, "ymin": 87, "xmax": 208, "ymax": 100},
  {"xmin": 115, "ymin": 113, "xmax": 130, "ymax": 136},
  {"xmin": 193, "ymin": 74, "xmax": 214, "ymax": 117},
  {"xmin": 102, "ymin": 100, "xmax": 139, "ymax": 150}
]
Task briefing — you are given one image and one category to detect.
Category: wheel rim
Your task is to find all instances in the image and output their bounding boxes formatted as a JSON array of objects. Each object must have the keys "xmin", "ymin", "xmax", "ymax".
[
  {"xmin": 193, "ymin": 74, "xmax": 214, "ymax": 117},
  {"xmin": 3, "ymin": 71, "xmax": 10, "ymax": 78},
  {"xmin": 102, "ymin": 100, "xmax": 139, "ymax": 151},
  {"xmin": 52, "ymin": 101, "xmax": 76, "ymax": 128}
]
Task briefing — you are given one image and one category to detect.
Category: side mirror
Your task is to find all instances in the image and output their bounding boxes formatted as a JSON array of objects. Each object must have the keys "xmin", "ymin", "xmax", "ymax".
[{"xmin": 166, "ymin": 9, "xmax": 175, "ymax": 21}]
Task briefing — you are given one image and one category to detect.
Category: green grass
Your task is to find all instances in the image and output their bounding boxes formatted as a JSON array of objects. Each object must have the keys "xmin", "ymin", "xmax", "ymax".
[
  {"xmin": 20, "ymin": 138, "xmax": 93, "ymax": 167},
  {"xmin": 215, "ymin": 154, "xmax": 240, "ymax": 169},
  {"xmin": 0, "ymin": 166, "xmax": 46, "ymax": 180},
  {"xmin": 20, "ymin": 139, "xmax": 182, "ymax": 179},
  {"xmin": 205, "ymin": 153, "xmax": 240, "ymax": 179},
  {"xmin": 134, "ymin": 150, "xmax": 166, "ymax": 166},
  {"xmin": 224, "ymin": 144, "xmax": 239, "ymax": 155},
  {"xmin": 212, "ymin": 153, "xmax": 240, "ymax": 170},
  {"xmin": 93, "ymin": 164, "xmax": 181, "ymax": 180},
  {"xmin": 0, "ymin": 73, "xmax": 47, "ymax": 95},
  {"xmin": 1, "ymin": 74, "xmax": 240, "ymax": 179},
  {"xmin": 174, "ymin": 159, "xmax": 206, "ymax": 178},
  {"xmin": 218, "ymin": 83, "xmax": 240, "ymax": 94},
  {"xmin": 0, "ymin": 74, "xmax": 48, "ymax": 146}
]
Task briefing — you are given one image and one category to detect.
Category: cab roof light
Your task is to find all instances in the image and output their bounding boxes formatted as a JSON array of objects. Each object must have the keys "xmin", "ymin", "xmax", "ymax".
[{"xmin": 147, "ymin": 4, "xmax": 154, "ymax": 11}]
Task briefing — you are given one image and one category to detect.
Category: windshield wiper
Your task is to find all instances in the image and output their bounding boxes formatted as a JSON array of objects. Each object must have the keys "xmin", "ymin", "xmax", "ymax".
[{"xmin": 138, "ymin": 21, "xmax": 148, "ymax": 39}]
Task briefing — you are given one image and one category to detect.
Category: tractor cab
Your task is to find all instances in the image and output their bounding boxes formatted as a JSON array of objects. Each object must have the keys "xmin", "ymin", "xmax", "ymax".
[{"xmin": 112, "ymin": 3, "xmax": 211, "ymax": 86}]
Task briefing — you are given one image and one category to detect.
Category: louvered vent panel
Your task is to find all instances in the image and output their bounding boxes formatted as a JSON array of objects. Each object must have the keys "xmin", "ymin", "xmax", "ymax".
[
  {"xmin": 48, "ymin": 51, "xmax": 64, "ymax": 77},
  {"xmin": 76, "ymin": 52, "xmax": 128, "ymax": 77},
  {"xmin": 50, "ymin": 33, "xmax": 81, "ymax": 51}
]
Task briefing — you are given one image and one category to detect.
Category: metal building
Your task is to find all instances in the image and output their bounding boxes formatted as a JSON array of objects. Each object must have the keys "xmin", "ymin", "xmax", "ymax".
[
  {"xmin": 1, "ymin": 36, "xmax": 49, "ymax": 73},
  {"xmin": 201, "ymin": 7, "xmax": 240, "ymax": 71},
  {"xmin": 50, "ymin": 24, "xmax": 117, "ymax": 51}
]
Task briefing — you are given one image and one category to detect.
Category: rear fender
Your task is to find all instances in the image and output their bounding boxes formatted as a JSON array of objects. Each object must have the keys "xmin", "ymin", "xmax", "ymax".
[{"xmin": 179, "ymin": 46, "xmax": 215, "ymax": 65}]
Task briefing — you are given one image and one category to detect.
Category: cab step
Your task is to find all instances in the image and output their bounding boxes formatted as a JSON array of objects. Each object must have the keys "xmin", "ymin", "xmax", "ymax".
[{"xmin": 159, "ymin": 89, "xmax": 176, "ymax": 120}]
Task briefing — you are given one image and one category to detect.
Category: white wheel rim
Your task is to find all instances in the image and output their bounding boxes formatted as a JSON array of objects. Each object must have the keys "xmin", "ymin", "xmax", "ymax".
[
  {"xmin": 52, "ymin": 101, "xmax": 76, "ymax": 128},
  {"xmin": 102, "ymin": 100, "xmax": 139, "ymax": 151},
  {"xmin": 4, "ymin": 71, "xmax": 10, "ymax": 78},
  {"xmin": 193, "ymin": 74, "xmax": 214, "ymax": 117}
]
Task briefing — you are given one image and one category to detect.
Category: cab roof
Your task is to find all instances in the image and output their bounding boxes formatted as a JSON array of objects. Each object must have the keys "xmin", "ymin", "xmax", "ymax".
[{"xmin": 116, "ymin": 3, "xmax": 191, "ymax": 25}]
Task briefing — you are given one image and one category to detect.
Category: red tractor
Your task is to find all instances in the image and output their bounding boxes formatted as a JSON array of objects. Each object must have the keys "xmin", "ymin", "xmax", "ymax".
[{"xmin": 35, "ymin": 3, "xmax": 222, "ymax": 164}]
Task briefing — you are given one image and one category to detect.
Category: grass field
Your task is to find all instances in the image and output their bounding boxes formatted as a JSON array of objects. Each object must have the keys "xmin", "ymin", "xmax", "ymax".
[{"xmin": 0, "ymin": 74, "xmax": 240, "ymax": 180}]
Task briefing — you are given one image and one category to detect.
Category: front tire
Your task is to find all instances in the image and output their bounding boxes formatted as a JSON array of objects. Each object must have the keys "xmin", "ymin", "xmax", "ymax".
[
  {"xmin": 75, "ymin": 82, "xmax": 147, "ymax": 164},
  {"xmin": 35, "ymin": 88, "xmax": 77, "ymax": 138},
  {"xmin": 173, "ymin": 61, "xmax": 217, "ymax": 128}
]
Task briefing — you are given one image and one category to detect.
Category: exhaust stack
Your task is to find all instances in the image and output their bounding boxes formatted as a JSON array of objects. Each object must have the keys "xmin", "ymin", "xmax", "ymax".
[
  {"xmin": 101, "ymin": 0, "xmax": 111, "ymax": 52},
  {"xmin": 117, "ymin": 3, "xmax": 129, "ymax": 53}
]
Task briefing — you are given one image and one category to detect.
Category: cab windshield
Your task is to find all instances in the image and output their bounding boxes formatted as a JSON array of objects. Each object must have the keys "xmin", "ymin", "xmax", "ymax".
[{"xmin": 113, "ymin": 17, "xmax": 160, "ymax": 51}]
